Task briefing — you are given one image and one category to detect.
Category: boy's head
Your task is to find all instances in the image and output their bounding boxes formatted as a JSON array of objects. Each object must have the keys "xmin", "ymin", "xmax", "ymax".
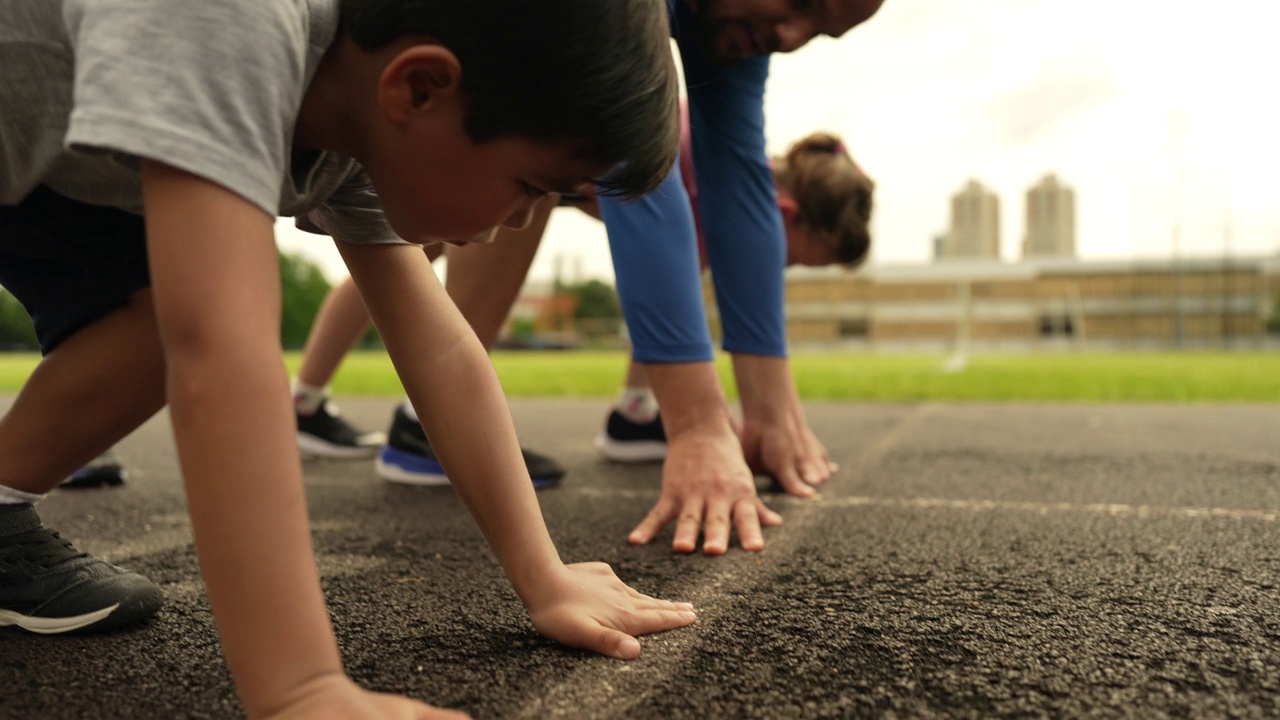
[
  {"xmin": 688, "ymin": 0, "xmax": 886, "ymax": 62},
  {"xmin": 772, "ymin": 132, "xmax": 874, "ymax": 268},
  {"xmin": 338, "ymin": 0, "xmax": 678, "ymax": 243}
]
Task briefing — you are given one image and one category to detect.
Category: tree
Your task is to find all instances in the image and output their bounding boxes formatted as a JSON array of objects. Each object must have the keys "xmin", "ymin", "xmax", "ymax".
[
  {"xmin": 278, "ymin": 251, "xmax": 332, "ymax": 350},
  {"xmin": 567, "ymin": 279, "xmax": 622, "ymax": 320},
  {"xmin": 0, "ymin": 289, "xmax": 38, "ymax": 351}
]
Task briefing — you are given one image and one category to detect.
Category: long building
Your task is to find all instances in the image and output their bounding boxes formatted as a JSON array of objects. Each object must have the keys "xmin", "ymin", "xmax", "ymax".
[{"xmin": 705, "ymin": 256, "xmax": 1280, "ymax": 352}]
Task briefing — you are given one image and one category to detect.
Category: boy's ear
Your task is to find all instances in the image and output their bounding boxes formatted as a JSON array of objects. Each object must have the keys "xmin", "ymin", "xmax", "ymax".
[
  {"xmin": 777, "ymin": 194, "xmax": 800, "ymax": 223},
  {"xmin": 377, "ymin": 45, "xmax": 462, "ymax": 124}
]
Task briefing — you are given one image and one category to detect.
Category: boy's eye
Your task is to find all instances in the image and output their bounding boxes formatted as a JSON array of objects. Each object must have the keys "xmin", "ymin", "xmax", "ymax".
[{"xmin": 522, "ymin": 182, "xmax": 549, "ymax": 198}]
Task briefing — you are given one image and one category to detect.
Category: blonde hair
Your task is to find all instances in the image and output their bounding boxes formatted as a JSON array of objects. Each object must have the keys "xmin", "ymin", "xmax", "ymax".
[{"xmin": 771, "ymin": 132, "xmax": 875, "ymax": 266}]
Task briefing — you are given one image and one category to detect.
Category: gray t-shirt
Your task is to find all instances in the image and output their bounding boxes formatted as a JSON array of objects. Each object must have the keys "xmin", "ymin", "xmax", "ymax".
[{"xmin": 0, "ymin": 0, "xmax": 398, "ymax": 244}]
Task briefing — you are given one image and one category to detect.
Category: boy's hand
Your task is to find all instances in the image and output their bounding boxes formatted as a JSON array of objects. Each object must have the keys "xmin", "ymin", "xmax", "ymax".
[
  {"xmin": 263, "ymin": 675, "xmax": 469, "ymax": 720},
  {"xmin": 526, "ymin": 563, "xmax": 697, "ymax": 659}
]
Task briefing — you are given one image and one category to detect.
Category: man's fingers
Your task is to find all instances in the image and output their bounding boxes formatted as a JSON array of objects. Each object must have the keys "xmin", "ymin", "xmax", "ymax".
[
  {"xmin": 701, "ymin": 502, "xmax": 733, "ymax": 556},
  {"xmin": 629, "ymin": 498, "xmax": 678, "ymax": 545},
  {"xmin": 773, "ymin": 463, "xmax": 815, "ymax": 498},
  {"xmin": 756, "ymin": 498, "xmax": 783, "ymax": 527},
  {"xmin": 733, "ymin": 499, "xmax": 765, "ymax": 551},
  {"xmin": 672, "ymin": 499, "xmax": 705, "ymax": 553}
]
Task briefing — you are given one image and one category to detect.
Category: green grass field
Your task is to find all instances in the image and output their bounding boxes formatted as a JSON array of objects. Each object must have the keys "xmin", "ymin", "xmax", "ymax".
[{"xmin": 2, "ymin": 350, "xmax": 1277, "ymax": 402}]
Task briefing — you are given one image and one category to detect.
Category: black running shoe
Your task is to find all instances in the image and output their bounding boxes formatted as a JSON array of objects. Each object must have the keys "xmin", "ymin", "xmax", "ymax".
[
  {"xmin": 62, "ymin": 449, "xmax": 127, "ymax": 489},
  {"xmin": 0, "ymin": 505, "xmax": 163, "ymax": 634},
  {"xmin": 594, "ymin": 410, "xmax": 667, "ymax": 463},
  {"xmin": 297, "ymin": 399, "xmax": 387, "ymax": 459},
  {"xmin": 375, "ymin": 405, "xmax": 565, "ymax": 488}
]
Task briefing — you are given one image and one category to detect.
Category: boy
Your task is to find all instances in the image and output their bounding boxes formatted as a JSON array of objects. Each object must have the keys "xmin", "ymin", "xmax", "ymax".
[
  {"xmin": 0, "ymin": 0, "xmax": 690, "ymax": 717},
  {"xmin": 289, "ymin": 0, "xmax": 888, "ymax": 557}
]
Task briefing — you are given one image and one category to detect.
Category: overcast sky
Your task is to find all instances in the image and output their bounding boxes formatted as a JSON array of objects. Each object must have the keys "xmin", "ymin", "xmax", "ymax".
[{"xmin": 278, "ymin": 0, "xmax": 1280, "ymax": 284}]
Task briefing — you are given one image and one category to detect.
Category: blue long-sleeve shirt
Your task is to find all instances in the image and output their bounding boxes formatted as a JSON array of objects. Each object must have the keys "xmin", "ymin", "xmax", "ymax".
[{"xmin": 598, "ymin": 0, "xmax": 787, "ymax": 363}]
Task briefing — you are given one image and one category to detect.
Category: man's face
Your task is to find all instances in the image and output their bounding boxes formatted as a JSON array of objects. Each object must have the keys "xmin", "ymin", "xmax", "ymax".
[{"xmin": 689, "ymin": 0, "xmax": 885, "ymax": 63}]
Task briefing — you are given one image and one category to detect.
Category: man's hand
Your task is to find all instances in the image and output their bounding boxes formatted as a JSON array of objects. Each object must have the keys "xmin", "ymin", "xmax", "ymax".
[
  {"xmin": 739, "ymin": 399, "xmax": 836, "ymax": 497},
  {"xmin": 263, "ymin": 675, "xmax": 468, "ymax": 720},
  {"xmin": 525, "ymin": 563, "xmax": 697, "ymax": 659},
  {"xmin": 628, "ymin": 425, "xmax": 783, "ymax": 554},
  {"xmin": 733, "ymin": 354, "xmax": 836, "ymax": 497}
]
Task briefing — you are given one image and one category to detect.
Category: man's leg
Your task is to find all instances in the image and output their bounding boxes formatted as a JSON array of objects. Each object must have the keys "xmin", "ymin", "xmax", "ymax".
[
  {"xmin": 594, "ymin": 358, "xmax": 668, "ymax": 463},
  {"xmin": 442, "ymin": 201, "xmax": 553, "ymax": 350},
  {"xmin": 292, "ymin": 277, "xmax": 387, "ymax": 459},
  {"xmin": 376, "ymin": 200, "xmax": 567, "ymax": 487}
]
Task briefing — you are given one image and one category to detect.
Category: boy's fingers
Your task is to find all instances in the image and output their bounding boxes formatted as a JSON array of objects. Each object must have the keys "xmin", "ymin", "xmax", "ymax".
[
  {"xmin": 619, "ymin": 608, "xmax": 698, "ymax": 636},
  {"xmin": 414, "ymin": 705, "xmax": 470, "ymax": 720},
  {"xmin": 671, "ymin": 499, "xmax": 704, "ymax": 553},
  {"xmin": 629, "ymin": 498, "xmax": 677, "ymax": 545},
  {"xmin": 700, "ymin": 502, "xmax": 732, "ymax": 555},
  {"xmin": 595, "ymin": 627, "xmax": 642, "ymax": 659},
  {"xmin": 626, "ymin": 589, "xmax": 695, "ymax": 613},
  {"xmin": 733, "ymin": 499, "xmax": 765, "ymax": 551}
]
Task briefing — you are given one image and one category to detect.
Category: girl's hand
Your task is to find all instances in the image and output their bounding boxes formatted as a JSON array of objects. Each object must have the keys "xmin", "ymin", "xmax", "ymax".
[
  {"xmin": 263, "ymin": 675, "xmax": 469, "ymax": 720},
  {"xmin": 525, "ymin": 562, "xmax": 697, "ymax": 659}
]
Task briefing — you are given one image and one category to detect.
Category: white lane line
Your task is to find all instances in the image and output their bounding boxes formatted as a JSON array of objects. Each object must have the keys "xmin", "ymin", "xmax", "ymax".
[
  {"xmin": 576, "ymin": 485, "xmax": 1280, "ymax": 524},
  {"xmin": 161, "ymin": 553, "xmax": 388, "ymax": 600},
  {"xmin": 79, "ymin": 518, "xmax": 359, "ymax": 563},
  {"xmin": 512, "ymin": 404, "xmax": 939, "ymax": 720},
  {"xmin": 805, "ymin": 495, "xmax": 1280, "ymax": 523}
]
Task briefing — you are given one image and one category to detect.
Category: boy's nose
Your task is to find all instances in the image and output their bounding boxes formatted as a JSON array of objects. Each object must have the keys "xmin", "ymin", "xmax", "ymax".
[
  {"xmin": 774, "ymin": 19, "xmax": 817, "ymax": 53},
  {"xmin": 501, "ymin": 200, "xmax": 539, "ymax": 231}
]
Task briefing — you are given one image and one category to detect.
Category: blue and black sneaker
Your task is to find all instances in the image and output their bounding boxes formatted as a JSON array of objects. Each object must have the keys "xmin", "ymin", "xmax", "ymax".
[
  {"xmin": 375, "ymin": 404, "xmax": 565, "ymax": 489},
  {"xmin": 62, "ymin": 449, "xmax": 127, "ymax": 489}
]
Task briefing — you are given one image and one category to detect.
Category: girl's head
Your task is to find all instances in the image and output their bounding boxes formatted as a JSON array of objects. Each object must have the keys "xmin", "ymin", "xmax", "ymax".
[{"xmin": 771, "ymin": 133, "xmax": 874, "ymax": 268}]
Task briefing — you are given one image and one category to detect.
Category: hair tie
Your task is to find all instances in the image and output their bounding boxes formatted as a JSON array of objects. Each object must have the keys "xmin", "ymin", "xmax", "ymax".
[{"xmin": 831, "ymin": 142, "xmax": 847, "ymax": 156}]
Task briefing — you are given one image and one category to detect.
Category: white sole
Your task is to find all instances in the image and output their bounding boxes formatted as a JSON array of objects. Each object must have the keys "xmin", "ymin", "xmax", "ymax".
[
  {"xmin": 297, "ymin": 433, "xmax": 385, "ymax": 460},
  {"xmin": 0, "ymin": 603, "xmax": 119, "ymax": 634},
  {"xmin": 593, "ymin": 434, "xmax": 668, "ymax": 463}
]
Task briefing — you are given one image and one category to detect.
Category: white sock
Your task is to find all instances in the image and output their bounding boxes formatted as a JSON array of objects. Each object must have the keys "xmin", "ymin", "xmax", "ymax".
[
  {"xmin": 292, "ymin": 379, "xmax": 328, "ymax": 415},
  {"xmin": 616, "ymin": 387, "xmax": 659, "ymax": 424},
  {"xmin": 401, "ymin": 399, "xmax": 419, "ymax": 422},
  {"xmin": 0, "ymin": 484, "xmax": 44, "ymax": 506}
]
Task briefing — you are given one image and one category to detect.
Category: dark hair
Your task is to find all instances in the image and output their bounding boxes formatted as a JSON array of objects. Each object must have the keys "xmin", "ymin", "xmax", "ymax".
[
  {"xmin": 341, "ymin": 0, "xmax": 679, "ymax": 199},
  {"xmin": 772, "ymin": 132, "xmax": 875, "ymax": 267}
]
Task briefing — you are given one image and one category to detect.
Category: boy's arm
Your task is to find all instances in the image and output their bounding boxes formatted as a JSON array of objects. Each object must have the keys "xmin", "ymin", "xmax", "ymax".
[
  {"xmin": 140, "ymin": 162, "xmax": 345, "ymax": 716},
  {"xmin": 337, "ymin": 239, "xmax": 696, "ymax": 658}
]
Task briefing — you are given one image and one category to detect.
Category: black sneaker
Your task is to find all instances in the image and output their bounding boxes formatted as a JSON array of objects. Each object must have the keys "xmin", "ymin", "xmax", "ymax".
[
  {"xmin": 297, "ymin": 399, "xmax": 387, "ymax": 459},
  {"xmin": 594, "ymin": 410, "xmax": 667, "ymax": 463},
  {"xmin": 0, "ymin": 504, "xmax": 163, "ymax": 634},
  {"xmin": 375, "ymin": 405, "xmax": 565, "ymax": 488},
  {"xmin": 62, "ymin": 449, "xmax": 127, "ymax": 489}
]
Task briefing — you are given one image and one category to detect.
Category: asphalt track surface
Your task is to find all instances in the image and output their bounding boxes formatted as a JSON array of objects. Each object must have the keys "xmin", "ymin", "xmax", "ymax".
[{"xmin": 3, "ymin": 397, "xmax": 1279, "ymax": 720}]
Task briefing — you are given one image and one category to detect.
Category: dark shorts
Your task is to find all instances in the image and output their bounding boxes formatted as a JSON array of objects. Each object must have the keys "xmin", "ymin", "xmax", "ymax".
[{"xmin": 0, "ymin": 186, "xmax": 150, "ymax": 354}]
